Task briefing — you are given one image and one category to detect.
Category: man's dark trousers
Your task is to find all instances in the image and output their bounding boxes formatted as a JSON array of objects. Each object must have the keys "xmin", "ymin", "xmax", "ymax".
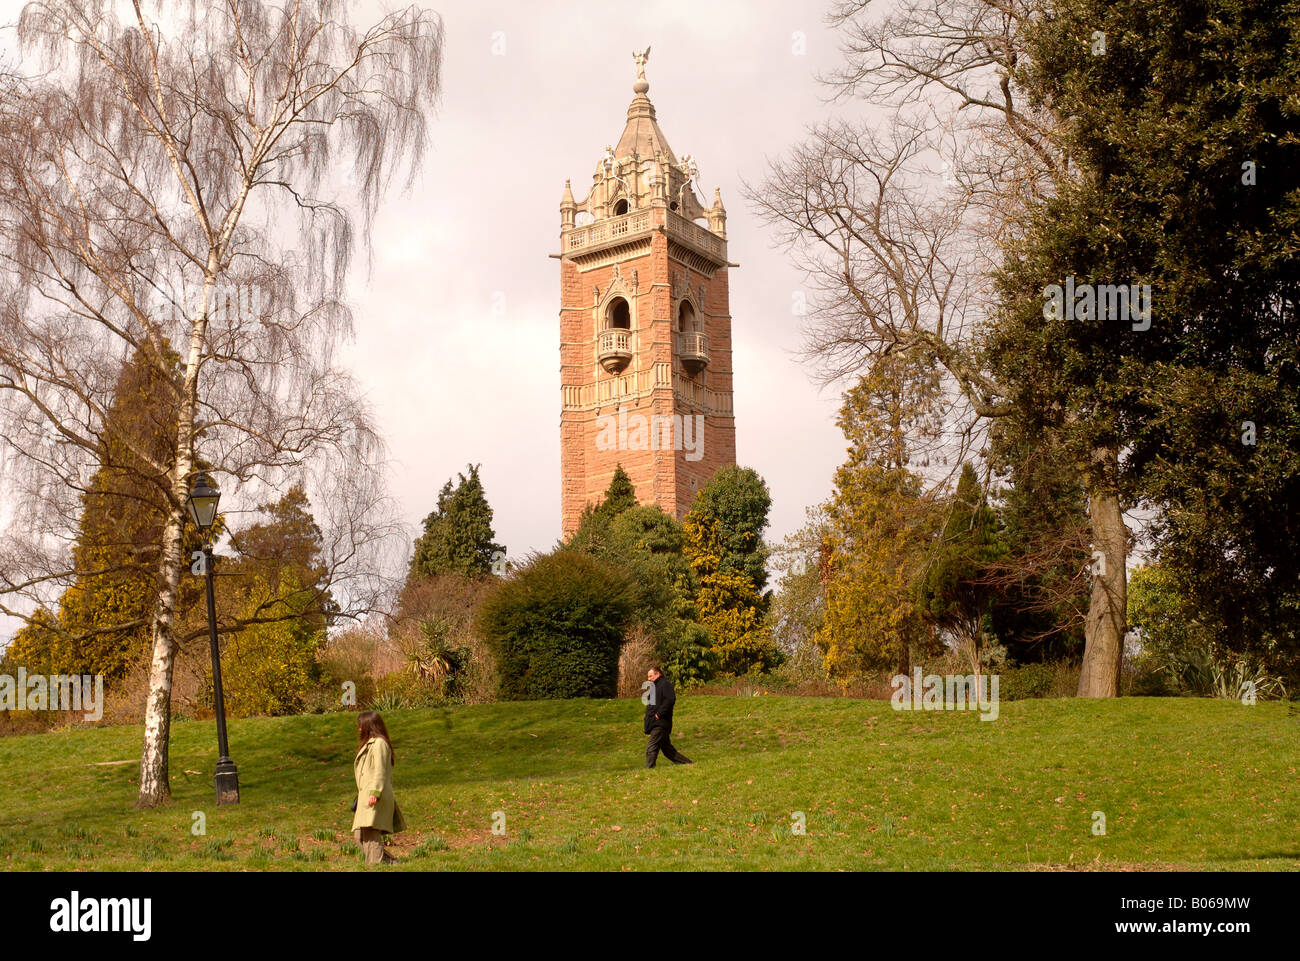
[{"xmin": 646, "ymin": 723, "xmax": 690, "ymax": 768}]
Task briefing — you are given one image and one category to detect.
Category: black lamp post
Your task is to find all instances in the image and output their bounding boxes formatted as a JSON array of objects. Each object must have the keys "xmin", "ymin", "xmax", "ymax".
[{"xmin": 186, "ymin": 472, "xmax": 240, "ymax": 805}]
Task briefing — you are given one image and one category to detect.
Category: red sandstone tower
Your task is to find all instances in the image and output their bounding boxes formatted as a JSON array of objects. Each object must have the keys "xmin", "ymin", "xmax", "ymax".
[{"xmin": 557, "ymin": 50, "xmax": 737, "ymax": 537}]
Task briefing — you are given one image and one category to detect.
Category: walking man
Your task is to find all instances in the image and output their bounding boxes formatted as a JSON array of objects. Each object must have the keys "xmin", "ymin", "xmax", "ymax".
[{"xmin": 644, "ymin": 666, "xmax": 692, "ymax": 768}]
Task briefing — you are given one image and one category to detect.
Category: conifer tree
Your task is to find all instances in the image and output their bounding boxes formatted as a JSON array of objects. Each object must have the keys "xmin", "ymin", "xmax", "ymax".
[
  {"xmin": 816, "ymin": 355, "xmax": 944, "ymax": 678},
  {"xmin": 5, "ymin": 344, "xmax": 201, "ymax": 680},
  {"xmin": 410, "ymin": 464, "xmax": 504, "ymax": 580}
]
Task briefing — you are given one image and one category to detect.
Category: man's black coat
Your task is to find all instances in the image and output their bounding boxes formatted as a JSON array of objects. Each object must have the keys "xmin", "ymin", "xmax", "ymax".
[{"xmin": 643, "ymin": 675, "xmax": 676, "ymax": 734}]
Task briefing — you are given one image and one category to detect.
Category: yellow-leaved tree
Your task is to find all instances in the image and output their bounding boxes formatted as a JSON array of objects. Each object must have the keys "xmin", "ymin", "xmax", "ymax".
[{"xmin": 683, "ymin": 510, "xmax": 782, "ymax": 677}]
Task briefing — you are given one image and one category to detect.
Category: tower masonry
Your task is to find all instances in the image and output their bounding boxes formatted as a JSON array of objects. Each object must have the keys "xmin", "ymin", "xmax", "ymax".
[{"xmin": 556, "ymin": 49, "xmax": 737, "ymax": 536}]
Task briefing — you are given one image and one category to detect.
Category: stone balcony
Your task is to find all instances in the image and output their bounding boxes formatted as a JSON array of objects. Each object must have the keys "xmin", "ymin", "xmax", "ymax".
[
  {"xmin": 677, "ymin": 330, "xmax": 709, "ymax": 374},
  {"xmin": 597, "ymin": 326, "xmax": 633, "ymax": 373},
  {"xmin": 562, "ymin": 207, "xmax": 727, "ymax": 268}
]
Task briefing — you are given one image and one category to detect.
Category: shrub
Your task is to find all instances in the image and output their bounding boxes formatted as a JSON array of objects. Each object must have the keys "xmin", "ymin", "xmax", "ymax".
[
  {"xmin": 316, "ymin": 622, "xmax": 400, "ymax": 712},
  {"xmin": 998, "ymin": 662, "xmax": 1056, "ymax": 700},
  {"xmin": 617, "ymin": 623, "xmax": 656, "ymax": 698},
  {"xmin": 1125, "ymin": 656, "xmax": 1178, "ymax": 696},
  {"xmin": 477, "ymin": 551, "xmax": 635, "ymax": 700},
  {"xmin": 388, "ymin": 573, "xmax": 497, "ymax": 704},
  {"xmin": 368, "ymin": 670, "xmax": 439, "ymax": 711},
  {"xmin": 209, "ymin": 570, "xmax": 326, "ymax": 718},
  {"xmin": 658, "ymin": 620, "xmax": 717, "ymax": 688}
]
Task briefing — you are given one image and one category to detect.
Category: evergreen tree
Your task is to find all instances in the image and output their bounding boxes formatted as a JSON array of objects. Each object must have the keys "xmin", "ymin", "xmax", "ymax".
[
  {"xmin": 919, "ymin": 463, "xmax": 1008, "ymax": 675},
  {"xmin": 687, "ymin": 465, "xmax": 773, "ymax": 596},
  {"xmin": 596, "ymin": 465, "xmax": 637, "ymax": 519},
  {"xmin": 226, "ymin": 483, "xmax": 336, "ymax": 631},
  {"xmin": 996, "ymin": 0, "xmax": 1300, "ymax": 675},
  {"xmin": 816, "ymin": 355, "xmax": 944, "ymax": 678},
  {"xmin": 4, "ymin": 344, "xmax": 202, "ymax": 680},
  {"xmin": 683, "ymin": 467, "xmax": 782, "ymax": 676},
  {"xmin": 567, "ymin": 472, "xmax": 704, "ymax": 676},
  {"xmin": 410, "ymin": 464, "xmax": 504, "ymax": 580},
  {"xmin": 209, "ymin": 485, "xmax": 336, "ymax": 717},
  {"xmin": 683, "ymin": 512, "xmax": 783, "ymax": 676}
]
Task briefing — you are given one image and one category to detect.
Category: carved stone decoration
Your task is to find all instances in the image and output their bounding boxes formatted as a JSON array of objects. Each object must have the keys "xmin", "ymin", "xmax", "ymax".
[
  {"xmin": 593, "ymin": 284, "xmax": 601, "ymax": 304},
  {"xmin": 631, "ymin": 268, "xmax": 638, "ymax": 292}
]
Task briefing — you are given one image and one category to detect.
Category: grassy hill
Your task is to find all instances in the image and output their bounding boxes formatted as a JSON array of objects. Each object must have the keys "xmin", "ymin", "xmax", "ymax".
[{"xmin": 1, "ymin": 695, "xmax": 1297, "ymax": 871}]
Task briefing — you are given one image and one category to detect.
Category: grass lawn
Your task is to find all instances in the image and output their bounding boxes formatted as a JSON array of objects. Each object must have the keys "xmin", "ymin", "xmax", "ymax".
[{"xmin": 0, "ymin": 695, "xmax": 1297, "ymax": 871}]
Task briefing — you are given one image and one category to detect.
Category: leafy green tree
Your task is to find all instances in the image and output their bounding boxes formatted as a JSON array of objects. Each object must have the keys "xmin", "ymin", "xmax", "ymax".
[
  {"xmin": 1124, "ymin": 561, "xmax": 1288, "ymax": 695},
  {"xmin": 687, "ymin": 465, "xmax": 773, "ymax": 596},
  {"xmin": 219, "ymin": 569, "xmax": 324, "ymax": 717},
  {"xmin": 1142, "ymin": 368, "xmax": 1300, "ymax": 670},
  {"xmin": 1127, "ymin": 563, "xmax": 1207, "ymax": 674},
  {"xmin": 994, "ymin": 0, "xmax": 1300, "ymax": 685},
  {"xmin": 410, "ymin": 464, "xmax": 504, "ymax": 580},
  {"xmin": 567, "ymin": 472, "xmax": 702, "ymax": 675}
]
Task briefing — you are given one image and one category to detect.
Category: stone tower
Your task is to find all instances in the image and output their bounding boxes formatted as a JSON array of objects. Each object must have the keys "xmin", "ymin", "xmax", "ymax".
[{"xmin": 557, "ymin": 50, "xmax": 736, "ymax": 536}]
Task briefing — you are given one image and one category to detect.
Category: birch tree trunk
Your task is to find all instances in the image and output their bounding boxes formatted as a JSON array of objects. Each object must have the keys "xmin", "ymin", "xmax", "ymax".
[{"xmin": 138, "ymin": 286, "xmax": 210, "ymax": 806}]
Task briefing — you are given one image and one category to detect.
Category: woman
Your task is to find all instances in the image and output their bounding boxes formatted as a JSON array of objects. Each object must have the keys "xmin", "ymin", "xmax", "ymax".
[{"xmin": 351, "ymin": 711, "xmax": 406, "ymax": 864}]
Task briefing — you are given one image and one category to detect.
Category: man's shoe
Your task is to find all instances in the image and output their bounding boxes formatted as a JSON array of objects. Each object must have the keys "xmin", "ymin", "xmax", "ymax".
[{"xmin": 673, "ymin": 756, "xmax": 693, "ymax": 765}]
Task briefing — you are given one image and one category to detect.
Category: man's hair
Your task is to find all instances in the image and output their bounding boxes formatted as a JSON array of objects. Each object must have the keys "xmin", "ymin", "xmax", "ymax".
[{"xmin": 647, "ymin": 666, "xmax": 662, "ymax": 675}]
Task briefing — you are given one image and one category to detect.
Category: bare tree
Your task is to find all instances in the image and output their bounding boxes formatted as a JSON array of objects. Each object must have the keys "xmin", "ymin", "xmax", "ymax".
[
  {"xmin": 0, "ymin": 0, "xmax": 442, "ymax": 805},
  {"xmin": 751, "ymin": 0, "xmax": 1128, "ymax": 696}
]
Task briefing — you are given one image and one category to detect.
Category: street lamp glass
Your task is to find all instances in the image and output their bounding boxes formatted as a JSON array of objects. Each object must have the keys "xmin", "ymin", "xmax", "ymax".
[{"xmin": 186, "ymin": 473, "xmax": 221, "ymax": 530}]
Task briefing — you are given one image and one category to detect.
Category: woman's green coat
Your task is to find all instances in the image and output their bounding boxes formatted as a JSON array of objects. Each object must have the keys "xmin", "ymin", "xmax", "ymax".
[{"xmin": 351, "ymin": 736, "xmax": 406, "ymax": 834}]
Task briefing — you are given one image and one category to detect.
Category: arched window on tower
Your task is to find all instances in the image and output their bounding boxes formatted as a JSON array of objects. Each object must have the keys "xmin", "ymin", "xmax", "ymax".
[
  {"xmin": 677, "ymin": 300, "xmax": 696, "ymax": 332},
  {"xmin": 607, "ymin": 297, "xmax": 631, "ymax": 329},
  {"xmin": 612, "ymin": 199, "xmax": 629, "ymax": 216}
]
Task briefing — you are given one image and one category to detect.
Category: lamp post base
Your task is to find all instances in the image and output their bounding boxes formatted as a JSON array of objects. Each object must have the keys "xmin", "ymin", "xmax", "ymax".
[{"xmin": 215, "ymin": 759, "xmax": 240, "ymax": 805}]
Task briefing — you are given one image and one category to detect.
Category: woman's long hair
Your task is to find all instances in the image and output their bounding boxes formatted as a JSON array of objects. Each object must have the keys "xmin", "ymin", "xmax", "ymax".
[{"xmin": 356, "ymin": 711, "xmax": 396, "ymax": 764}]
